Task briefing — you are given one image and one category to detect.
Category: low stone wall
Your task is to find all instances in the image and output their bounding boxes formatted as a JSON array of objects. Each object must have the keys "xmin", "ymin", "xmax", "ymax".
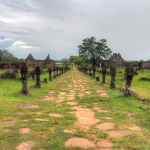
[
  {"xmin": 142, "ymin": 61, "xmax": 150, "ymax": 69},
  {"xmin": 0, "ymin": 62, "xmax": 23, "ymax": 70}
]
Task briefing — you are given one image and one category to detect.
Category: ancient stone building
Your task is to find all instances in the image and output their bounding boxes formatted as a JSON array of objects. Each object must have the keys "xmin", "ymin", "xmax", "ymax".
[
  {"xmin": 25, "ymin": 53, "xmax": 55, "ymax": 68},
  {"xmin": 142, "ymin": 61, "xmax": 150, "ymax": 69},
  {"xmin": 25, "ymin": 53, "xmax": 37, "ymax": 68},
  {"xmin": 109, "ymin": 53, "xmax": 124, "ymax": 67},
  {"xmin": 0, "ymin": 62, "xmax": 23, "ymax": 70},
  {"xmin": 44, "ymin": 54, "xmax": 55, "ymax": 66}
]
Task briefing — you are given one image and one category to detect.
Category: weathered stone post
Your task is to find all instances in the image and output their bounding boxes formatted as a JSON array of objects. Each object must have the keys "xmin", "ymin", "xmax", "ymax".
[
  {"xmin": 35, "ymin": 65, "xmax": 41, "ymax": 88},
  {"xmin": 56, "ymin": 66, "xmax": 59, "ymax": 76},
  {"xmin": 101, "ymin": 66, "xmax": 106, "ymax": 84},
  {"xmin": 89, "ymin": 68, "xmax": 92, "ymax": 76},
  {"xmin": 48, "ymin": 68, "xmax": 52, "ymax": 80},
  {"xmin": 110, "ymin": 64, "xmax": 116, "ymax": 88},
  {"xmin": 125, "ymin": 65, "xmax": 134, "ymax": 96},
  {"xmin": 92, "ymin": 66, "xmax": 96, "ymax": 78},
  {"xmin": 30, "ymin": 71, "xmax": 35, "ymax": 81},
  {"xmin": 61, "ymin": 67, "xmax": 64, "ymax": 74},
  {"xmin": 53, "ymin": 66, "xmax": 56, "ymax": 78},
  {"xmin": 20, "ymin": 63, "xmax": 29, "ymax": 95},
  {"xmin": 138, "ymin": 61, "xmax": 143, "ymax": 70}
]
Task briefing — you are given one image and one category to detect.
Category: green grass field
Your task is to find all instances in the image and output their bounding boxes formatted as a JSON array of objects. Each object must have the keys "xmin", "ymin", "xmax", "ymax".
[
  {"xmin": 95, "ymin": 68, "xmax": 150, "ymax": 98},
  {"xmin": 0, "ymin": 67, "xmax": 150, "ymax": 150}
]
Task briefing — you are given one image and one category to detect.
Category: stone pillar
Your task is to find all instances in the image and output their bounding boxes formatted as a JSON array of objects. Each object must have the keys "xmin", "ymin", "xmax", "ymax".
[
  {"xmin": 31, "ymin": 71, "xmax": 35, "ymax": 81},
  {"xmin": 56, "ymin": 66, "xmax": 59, "ymax": 76},
  {"xmin": 92, "ymin": 66, "xmax": 96, "ymax": 78},
  {"xmin": 61, "ymin": 67, "xmax": 64, "ymax": 74},
  {"xmin": 48, "ymin": 68, "xmax": 52, "ymax": 80},
  {"xmin": 53, "ymin": 66, "xmax": 56, "ymax": 78},
  {"xmin": 20, "ymin": 63, "xmax": 29, "ymax": 95},
  {"xmin": 101, "ymin": 67, "xmax": 106, "ymax": 84},
  {"xmin": 125, "ymin": 66, "xmax": 134, "ymax": 96},
  {"xmin": 35, "ymin": 66, "xmax": 41, "ymax": 88},
  {"xmin": 110, "ymin": 65, "xmax": 116, "ymax": 88},
  {"xmin": 89, "ymin": 68, "xmax": 92, "ymax": 76}
]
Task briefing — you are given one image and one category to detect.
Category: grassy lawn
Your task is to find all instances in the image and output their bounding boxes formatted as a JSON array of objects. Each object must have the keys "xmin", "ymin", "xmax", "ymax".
[
  {"xmin": 0, "ymin": 71, "xmax": 75, "ymax": 150},
  {"xmin": 95, "ymin": 67, "xmax": 150, "ymax": 98},
  {"xmin": 0, "ymin": 67, "xmax": 150, "ymax": 150}
]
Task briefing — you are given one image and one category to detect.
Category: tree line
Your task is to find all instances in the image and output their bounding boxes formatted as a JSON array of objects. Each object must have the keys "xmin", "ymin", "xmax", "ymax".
[{"xmin": 0, "ymin": 49, "xmax": 24, "ymax": 62}]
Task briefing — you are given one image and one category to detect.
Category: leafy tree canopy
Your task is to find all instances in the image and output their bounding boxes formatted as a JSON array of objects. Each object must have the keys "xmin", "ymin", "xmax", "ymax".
[
  {"xmin": 73, "ymin": 56, "xmax": 83, "ymax": 66},
  {"xmin": 0, "ymin": 49, "xmax": 24, "ymax": 62},
  {"xmin": 61, "ymin": 58, "xmax": 71, "ymax": 67},
  {"xmin": 78, "ymin": 37, "xmax": 112, "ymax": 66}
]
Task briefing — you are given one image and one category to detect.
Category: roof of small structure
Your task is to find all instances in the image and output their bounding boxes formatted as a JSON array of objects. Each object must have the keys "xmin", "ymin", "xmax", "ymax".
[{"xmin": 25, "ymin": 53, "xmax": 35, "ymax": 61}]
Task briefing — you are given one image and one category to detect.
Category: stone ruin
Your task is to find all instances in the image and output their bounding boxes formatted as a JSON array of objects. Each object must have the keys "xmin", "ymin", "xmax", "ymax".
[
  {"xmin": 109, "ymin": 53, "xmax": 124, "ymax": 68},
  {"xmin": 0, "ymin": 62, "xmax": 23, "ymax": 70},
  {"xmin": 141, "ymin": 61, "xmax": 150, "ymax": 69}
]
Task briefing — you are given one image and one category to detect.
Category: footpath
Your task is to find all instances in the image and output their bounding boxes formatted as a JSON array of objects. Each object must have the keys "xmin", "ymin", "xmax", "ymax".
[{"xmin": 1, "ymin": 67, "xmax": 150, "ymax": 150}]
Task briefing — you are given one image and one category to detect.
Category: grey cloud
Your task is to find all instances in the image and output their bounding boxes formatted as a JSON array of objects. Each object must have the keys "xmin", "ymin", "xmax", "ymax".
[{"xmin": 0, "ymin": 0, "xmax": 150, "ymax": 60}]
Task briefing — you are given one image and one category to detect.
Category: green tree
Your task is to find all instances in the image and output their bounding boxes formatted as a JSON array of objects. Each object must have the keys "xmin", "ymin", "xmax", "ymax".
[
  {"xmin": 61, "ymin": 58, "xmax": 71, "ymax": 67},
  {"xmin": 78, "ymin": 37, "xmax": 112, "ymax": 66},
  {"xmin": 69, "ymin": 56, "xmax": 78, "ymax": 63},
  {"xmin": 0, "ymin": 49, "xmax": 23, "ymax": 62},
  {"xmin": 73, "ymin": 56, "xmax": 83, "ymax": 66}
]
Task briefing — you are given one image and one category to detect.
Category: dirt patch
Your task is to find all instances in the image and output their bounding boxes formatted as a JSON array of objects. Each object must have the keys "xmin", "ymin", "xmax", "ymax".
[
  {"xmin": 43, "ymin": 97, "xmax": 53, "ymax": 101},
  {"xmin": 97, "ymin": 110, "xmax": 109, "ymax": 113},
  {"xmin": 59, "ymin": 92, "xmax": 66, "ymax": 95},
  {"xmin": 23, "ymin": 119, "xmax": 29, "ymax": 122},
  {"xmin": 107, "ymin": 130, "xmax": 132, "ymax": 137},
  {"xmin": 92, "ymin": 102, "xmax": 98, "ymax": 105},
  {"xmin": 57, "ymin": 100, "xmax": 63, "ymax": 103},
  {"xmin": 97, "ymin": 139, "xmax": 113, "ymax": 147},
  {"xmin": 0, "ymin": 120, "xmax": 15, "ymax": 125},
  {"xmin": 67, "ymin": 97, "xmax": 75, "ymax": 100},
  {"xmin": 4, "ymin": 128, "xmax": 10, "ymax": 132},
  {"xmin": 64, "ymin": 137, "xmax": 96, "ymax": 149},
  {"xmin": 58, "ymin": 97, "xmax": 65, "ymax": 100},
  {"xmin": 96, "ymin": 123, "xmax": 114, "ymax": 130},
  {"xmin": 16, "ymin": 141, "xmax": 36, "ymax": 150},
  {"xmin": 84, "ymin": 91, "xmax": 92, "ymax": 94},
  {"xmin": 33, "ymin": 112, "xmax": 43, "ymax": 115},
  {"xmin": 14, "ymin": 111, "xmax": 25, "ymax": 115},
  {"xmin": 93, "ymin": 107, "xmax": 101, "ymax": 111},
  {"xmin": 132, "ymin": 116, "xmax": 141, "ymax": 120},
  {"xmin": 34, "ymin": 118, "xmax": 49, "ymax": 121},
  {"xmin": 78, "ymin": 94, "xmax": 84, "ymax": 97},
  {"xmin": 96, "ymin": 90, "xmax": 107, "ymax": 93},
  {"xmin": 72, "ymin": 106, "xmax": 99, "ymax": 130},
  {"xmin": 128, "ymin": 125, "xmax": 141, "ymax": 131},
  {"xmin": 127, "ymin": 112, "xmax": 135, "ymax": 117},
  {"xmin": 66, "ymin": 102, "xmax": 78, "ymax": 106},
  {"xmin": 103, "ymin": 117, "xmax": 112, "ymax": 120},
  {"xmin": 48, "ymin": 113, "xmax": 64, "ymax": 117},
  {"xmin": 63, "ymin": 129, "xmax": 75, "ymax": 134},
  {"xmin": 95, "ymin": 148, "xmax": 112, "ymax": 150},
  {"xmin": 100, "ymin": 93, "xmax": 109, "ymax": 97},
  {"xmin": 20, "ymin": 103, "xmax": 39, "ymax": 108},
  {"xmin": 19, "ymin": 128, "xmax": 30, "ymax": 133}
]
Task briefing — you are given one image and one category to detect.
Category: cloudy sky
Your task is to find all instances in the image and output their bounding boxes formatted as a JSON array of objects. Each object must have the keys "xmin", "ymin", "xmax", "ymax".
[{"xmin": 0, "ymin": 0, "xmax": 150, "ymax": 60}]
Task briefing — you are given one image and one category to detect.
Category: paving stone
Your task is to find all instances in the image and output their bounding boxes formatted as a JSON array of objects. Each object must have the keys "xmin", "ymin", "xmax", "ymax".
[
  {"xmin": 19, "ymin": 128, "xmax": 30, "ymax": 133},
  {"xmin": 48, "ymin": 113, "xmax": 64, "ymax": 117},
  {"xmin": 16, "ymin": 141, "xmax": 36, "ymax": 150},
  {"xmin": 20, "ymin": 103, "xmax": 39, "ymax": 108},
  {"xmin": 107, "ymin": 130, "xmax": 132, "ymax": 137},
  {"xmin": 64, "ymin": 137, "xmax": 96, "ymax": 149},
  {"xmin": 96, "ymin": 123, "xmax": 114, "ymax": 130}
]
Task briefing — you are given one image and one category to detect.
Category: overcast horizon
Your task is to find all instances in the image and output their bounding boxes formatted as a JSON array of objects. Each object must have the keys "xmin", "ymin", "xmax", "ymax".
[{"xmin": 0, "ymin": 0, "xmax": 150, "ymax": 61}]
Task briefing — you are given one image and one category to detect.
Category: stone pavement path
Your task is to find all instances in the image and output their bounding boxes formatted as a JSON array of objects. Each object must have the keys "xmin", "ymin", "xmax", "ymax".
[{"xmin": 8, "ymin": 67, "xmax": 148, "ymax": 150}]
